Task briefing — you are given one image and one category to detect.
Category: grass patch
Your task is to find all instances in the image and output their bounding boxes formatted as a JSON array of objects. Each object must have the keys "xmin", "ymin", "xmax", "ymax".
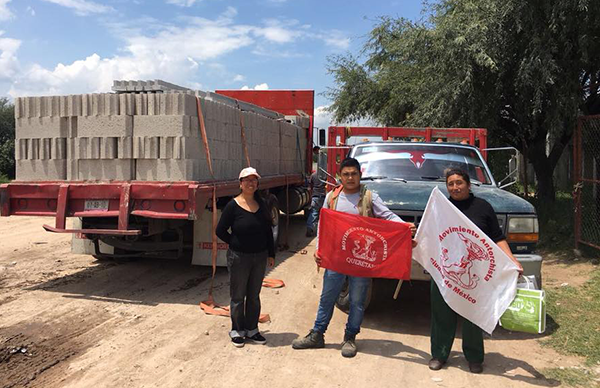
[
  {"xmin": 0, "ymin": 174, "xmax": 8, "ymax": 183},
  {"xmin": 542, "ymin": 269, "xmax": 600, "ymax": 365},
  {"xmin": 542, "ymin": 367, "xmax": 598, "ymax": 387}
]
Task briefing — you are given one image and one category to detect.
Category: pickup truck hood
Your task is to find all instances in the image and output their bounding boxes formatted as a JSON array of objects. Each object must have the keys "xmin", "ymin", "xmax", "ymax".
[{"xmin": 364, "ymin": 181, "xmax": 536, "ymax": 214}]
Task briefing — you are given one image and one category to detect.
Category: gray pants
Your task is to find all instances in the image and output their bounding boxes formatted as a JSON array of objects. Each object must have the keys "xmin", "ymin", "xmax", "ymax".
[{"xmin": 227, "ymin": 249, "xmax": 268, "ymax": 338}]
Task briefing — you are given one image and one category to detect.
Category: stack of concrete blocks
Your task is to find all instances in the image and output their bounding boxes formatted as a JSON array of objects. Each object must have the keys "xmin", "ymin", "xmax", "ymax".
[
  {"xmin": 14, "ymin": 85, "xmax": 307, "ymax": 182},
  {"xmin": 14, "ymin": 96, "xmax": 76, "ymax": 180}
]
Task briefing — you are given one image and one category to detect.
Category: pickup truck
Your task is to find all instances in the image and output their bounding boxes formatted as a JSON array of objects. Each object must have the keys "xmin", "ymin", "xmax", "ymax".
[{"xmin": 320, "ymin": 127, "xmax": 542, "ymax": 310}]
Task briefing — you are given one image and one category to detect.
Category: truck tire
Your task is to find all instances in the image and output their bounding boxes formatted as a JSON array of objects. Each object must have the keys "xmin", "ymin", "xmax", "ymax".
[
  {"xmin": 266, "ymin": 194, "xmax": 280, "ymax": 245},
  {"xmin": 335, "ymin": 278, "xmax": 373, "ymax": 313}
]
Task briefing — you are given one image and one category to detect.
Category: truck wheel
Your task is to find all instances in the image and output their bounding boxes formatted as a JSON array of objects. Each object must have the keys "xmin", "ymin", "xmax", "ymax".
[
  {"xmin": 335, "ymin": 278, "xmax": 373, "ymax": 313},
  {"xmin": 267, "ymin": 194, "xmax": 280, "ymax": 244}
]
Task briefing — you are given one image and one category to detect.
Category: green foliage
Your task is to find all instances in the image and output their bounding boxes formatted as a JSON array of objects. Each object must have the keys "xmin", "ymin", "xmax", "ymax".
[
  {"xmin": 327, "ymin": 0, "xmax": 600, "ymax": 206},
  {"xmin": 0, "ymin": 98, "xmax": 15, "ymax": 179},
  {"xmin": 529, "ymin": 191, "xmax": 575, "ymax": 250},
  {"xmin": 543, "ymin": 269, "xmax": 600, "ymax": 365}
]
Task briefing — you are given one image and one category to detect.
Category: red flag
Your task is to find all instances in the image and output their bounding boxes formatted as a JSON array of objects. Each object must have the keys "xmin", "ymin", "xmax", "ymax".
[{"xmin": 317, "ymin": 208, "xmax": 412, "ymax": 279}]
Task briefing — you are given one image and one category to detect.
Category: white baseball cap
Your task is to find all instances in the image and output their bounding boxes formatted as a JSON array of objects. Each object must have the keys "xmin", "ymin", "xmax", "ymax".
[{"xmin": 239, "ymin": 167, "xmax": 261, "ymax": 180}]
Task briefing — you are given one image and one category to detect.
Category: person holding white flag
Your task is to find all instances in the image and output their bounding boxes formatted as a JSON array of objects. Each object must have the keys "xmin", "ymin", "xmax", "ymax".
[{"xmin": 414, "ymin": 168, "xmax": 523, "ymax": 374}]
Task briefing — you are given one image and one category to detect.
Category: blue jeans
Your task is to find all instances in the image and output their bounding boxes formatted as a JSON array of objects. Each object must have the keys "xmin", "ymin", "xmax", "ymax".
[
  {"xmin": 313, "ymin": 269, "xmax": 371, "ymax": 336},
  {"xmin": 306, "ymin": 196, "xmax": 325, "ymax": 232}
]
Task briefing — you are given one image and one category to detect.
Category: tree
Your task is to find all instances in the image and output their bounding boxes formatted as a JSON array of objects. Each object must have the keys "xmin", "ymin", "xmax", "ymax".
[
  {"xmin": 0, "ymin": 98, "xmax": 15, "ymax": 179},
  {"xmin": 327, "ymin": 0, "xmax": 600, "ymax": 206}
]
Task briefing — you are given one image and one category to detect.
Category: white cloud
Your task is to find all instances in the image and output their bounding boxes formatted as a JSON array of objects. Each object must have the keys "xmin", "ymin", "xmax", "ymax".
[
  {"xmin": 253, "ymin": 19, "xmax": 303, "ymax": 44},
  {"xmin": 40, "ymin": 0, "xmax": 113, "ymax": 15},
  {"xmin": 314, "ymin": 105, "xmax": 333, "ymax": 129},
  {"xmin": 0, "ymin": 0, "xmax": 13, "ymax": 20},
  {"xmin": 5, "ymin": 8, "xmax": 350, "ymax": 97},
  {"xmin": 166, "ymin": 0, "xmax": 202, "ymax": 6},
  {"xmin": 26, "ymin": 6, "xmax": 35, "ymax": 16},
  {"xmin": 241, "ymin": 83, "xmax": 269, "ymax": 90},
  {"xmin": 320, "ymin": 30, "xmax": 351, "ymax": 50},
  {"xmin": 0, "ymin": 31, "xmax": 21, "ymax": 80}
]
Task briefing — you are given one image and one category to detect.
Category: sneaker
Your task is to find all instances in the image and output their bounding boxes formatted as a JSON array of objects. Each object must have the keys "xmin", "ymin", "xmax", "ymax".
[
  {"xmin": 428, "ymin": 358, "xmax": 445, "ymax": 370},
  {"xmin": 341, "ymin": 334, "xmax": 357, "ymax": 358},
  {"xmin": 231, "ymin": 337, "xmax": 244, "ymax": 348},
  {"xmin": 291, "ymin": 329, "xmax": 325, "ymax": 349},
  {"xmin": 469, "ymin": 362, "xmax": 483, "ymax": 374},
  {"xmin": 246, "ymin": 333, "xmax": 267, "ymax": 345}
]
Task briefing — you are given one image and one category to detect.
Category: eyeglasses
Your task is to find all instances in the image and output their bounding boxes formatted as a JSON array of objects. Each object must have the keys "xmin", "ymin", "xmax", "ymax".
[{"xmin": 241, "ymin": 178, "xmax": 258, "ymax": 184}]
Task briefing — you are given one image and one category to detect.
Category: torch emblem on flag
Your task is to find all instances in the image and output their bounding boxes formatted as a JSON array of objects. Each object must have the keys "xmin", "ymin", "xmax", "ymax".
[
  {"xmin": 440, "ymin": 231, "xmax": 493, "ymax": 290},
  {"xmin": 341, "ymin": 227, "xmax": 389, "ymax": 268}
]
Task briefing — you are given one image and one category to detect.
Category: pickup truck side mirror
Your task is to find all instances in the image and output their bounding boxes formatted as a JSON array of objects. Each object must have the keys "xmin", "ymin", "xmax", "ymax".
[{"xmin": 484, "ymin": 147, "xmax": 519, "ymax": 189}]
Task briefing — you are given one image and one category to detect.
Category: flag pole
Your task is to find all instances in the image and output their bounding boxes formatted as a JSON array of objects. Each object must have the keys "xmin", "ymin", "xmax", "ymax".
[{"xmin": 393, "ymin": 280, "xmax": 403, "ymax": 299}]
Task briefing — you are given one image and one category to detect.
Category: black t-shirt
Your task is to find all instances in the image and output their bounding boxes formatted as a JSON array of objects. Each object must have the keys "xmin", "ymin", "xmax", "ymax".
[
  {"xmin": 216, "ymin": 199, "xmax": 275, "ymax": 257},
  {"xmin": 449, "ymin": 194, "xmax": 505, "ymax": 242}
]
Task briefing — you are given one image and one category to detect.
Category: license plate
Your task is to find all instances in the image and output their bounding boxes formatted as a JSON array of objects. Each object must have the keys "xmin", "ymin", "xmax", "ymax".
[{"xmin": 84, "ymin": 200, "xmax": 109, "ymax": 212}]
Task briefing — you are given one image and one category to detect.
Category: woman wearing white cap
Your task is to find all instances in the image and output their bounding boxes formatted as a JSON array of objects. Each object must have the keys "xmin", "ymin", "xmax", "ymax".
[{"xmin": 216, "ymin": 167, "xmax": 276, "ymax": 348}]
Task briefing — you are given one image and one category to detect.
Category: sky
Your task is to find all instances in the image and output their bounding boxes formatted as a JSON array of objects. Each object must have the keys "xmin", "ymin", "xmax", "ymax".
[{"xmin": 0, "ymin": 0, "xmax": 424, "ymax": 128}]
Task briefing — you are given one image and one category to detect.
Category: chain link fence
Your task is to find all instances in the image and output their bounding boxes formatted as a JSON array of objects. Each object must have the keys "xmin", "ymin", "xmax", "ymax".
[{"xmin": 574, "ymin": 115, "xmax": 600, "ymax": 251}]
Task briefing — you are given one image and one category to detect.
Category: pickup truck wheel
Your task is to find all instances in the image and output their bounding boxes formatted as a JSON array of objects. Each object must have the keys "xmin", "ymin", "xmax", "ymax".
[
  {"xmin": 267, "ymin": 194, "xmax": 280, "ymax": 245},
  {"xmin": 335, "ymin": 279, "xmax": 373, "ymax": 313}
]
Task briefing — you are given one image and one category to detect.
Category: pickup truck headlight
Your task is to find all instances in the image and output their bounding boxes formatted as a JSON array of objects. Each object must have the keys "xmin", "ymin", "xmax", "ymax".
[{"xmin": 507, "ymin": 216, "xmax": 539, "ymax": 242}]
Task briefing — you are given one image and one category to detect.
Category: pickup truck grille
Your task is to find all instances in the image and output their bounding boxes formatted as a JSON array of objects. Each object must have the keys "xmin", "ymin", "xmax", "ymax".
[
  {"xmin": 395, "ymin": 211, "xmax": 508, "ymax": 233},
  {"xmin": 394, "ymin": 211, "xmax": 423, "ymax": 225}
]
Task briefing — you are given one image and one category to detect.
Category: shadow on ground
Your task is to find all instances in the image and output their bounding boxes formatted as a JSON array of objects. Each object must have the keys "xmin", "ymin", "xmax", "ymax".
[{"xmin": 27, "ymin": 214, "xmax": 310, "ymax": 307}]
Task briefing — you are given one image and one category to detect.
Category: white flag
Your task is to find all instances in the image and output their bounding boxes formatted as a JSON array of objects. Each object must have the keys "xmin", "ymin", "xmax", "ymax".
[{"xmin": 414, "ymin": 187, "xmax": 519, "ymax": 334}]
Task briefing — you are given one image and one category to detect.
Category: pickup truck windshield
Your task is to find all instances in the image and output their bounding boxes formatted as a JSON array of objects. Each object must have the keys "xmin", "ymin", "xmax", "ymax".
[{"xmin": 352, "ymin": 144, "xmax": 492, "ymax": 184}]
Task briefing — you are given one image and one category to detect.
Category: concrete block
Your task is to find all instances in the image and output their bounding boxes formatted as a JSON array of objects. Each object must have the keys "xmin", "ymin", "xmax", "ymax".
[
  {"xmin": 160, "ymin": 136, "xmax": 175, "ymax": 159},
  {"xmin": 72, "ymin": 137, "xmax": 88, "ymax": 159},
  {"xmin": 136, "ymin": 159, "xmax": 201, "ymax": 181},
  {"xmin": 59, "ymin": 96, "xmax": 68, "ymax": 117},
  {"xmin": 101, "ymin": 137, "xmax": 118, "ymax": 159},
  {"xmin": 78, "ymin": 115, "xmax": 133, "ymax": 137},
  {"xmin": 78, "ymin": 159, "xmax": 135, "ymax": 181},
  {"xmin": 135, "ymin": 93, "xmax": 148, "ymax": 115},
  {"xmin": 175, "ymin": 93, "xmax": 198, "ymax": 116},
  {"xmin": 33, "ymin": 97, "xmax": 43, "ymax": 117},
  {"xmin": 82, "ymin": 94, "xmax": 92, "ymax": 116},
  {"xmin": 41, "ymin": 96, "xmax": 60, "ymax": 117},
  {"xmin": 68, "ymin": 95, "xmax": 82, "ymax": 117},
  {"xmin": 133, "ymin": 115, "xmax": 194, "ymax": 137},
  {"xmin": 67, "ymin": 159, "xmax": 78, "ymax": 181},
  {"xmin": 148, "ymin": 93, "xmax": 160, "ymax": 115},
  {"xmin": 16, "ymin": 139, "xmax": 27, "ymax": 160},
  {"xmin": 118, "ymin": 136, "xmax": 133, "ymax": 159},
  {"xmin": 67, "ymin": 117, "xmax": 77, "ymax": 138},
  {"xmin": 16, "ymin": 159, "xmax": 67, "ymax": 180},
  {"xmin": 51, "ymin": 138, "xmax": 67, "ymax": 160},
  {"xmin": 119, "ymin": 94, "xmax": 135, "ymax": 116},
  {"xmin": 104, "ymin": 94, "xmax": 120, "ymax": 115},
  {"xmin": 14, "ymin": 97, "xmax": 23, "ymax": 119},
  {"xmin": 91, "ymin": 94, "xmax": 105, "ymax": 116},
  {"xmin": 29, "ymin": 138, "xmax": 40, "ymax": 159},
  {"xmin": 90, "ymin": 137, "xmax": 101, "ymax": 159},
  {"xmin": 144, "ymin": 136, "xmax": 160, "ymax": 159},
  {"xmin": 40, "ymin": 138, "xmax": 51, "ymax": 160},
  {"xmin": 133, "ymin": 136, "xmax": 144, "ymax": 159}
]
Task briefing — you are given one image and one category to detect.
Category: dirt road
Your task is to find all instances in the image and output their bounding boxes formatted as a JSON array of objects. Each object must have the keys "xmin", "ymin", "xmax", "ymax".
[{"xmin": 0, "ymin": 215, "xmax": 585, "ymax": 387}]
